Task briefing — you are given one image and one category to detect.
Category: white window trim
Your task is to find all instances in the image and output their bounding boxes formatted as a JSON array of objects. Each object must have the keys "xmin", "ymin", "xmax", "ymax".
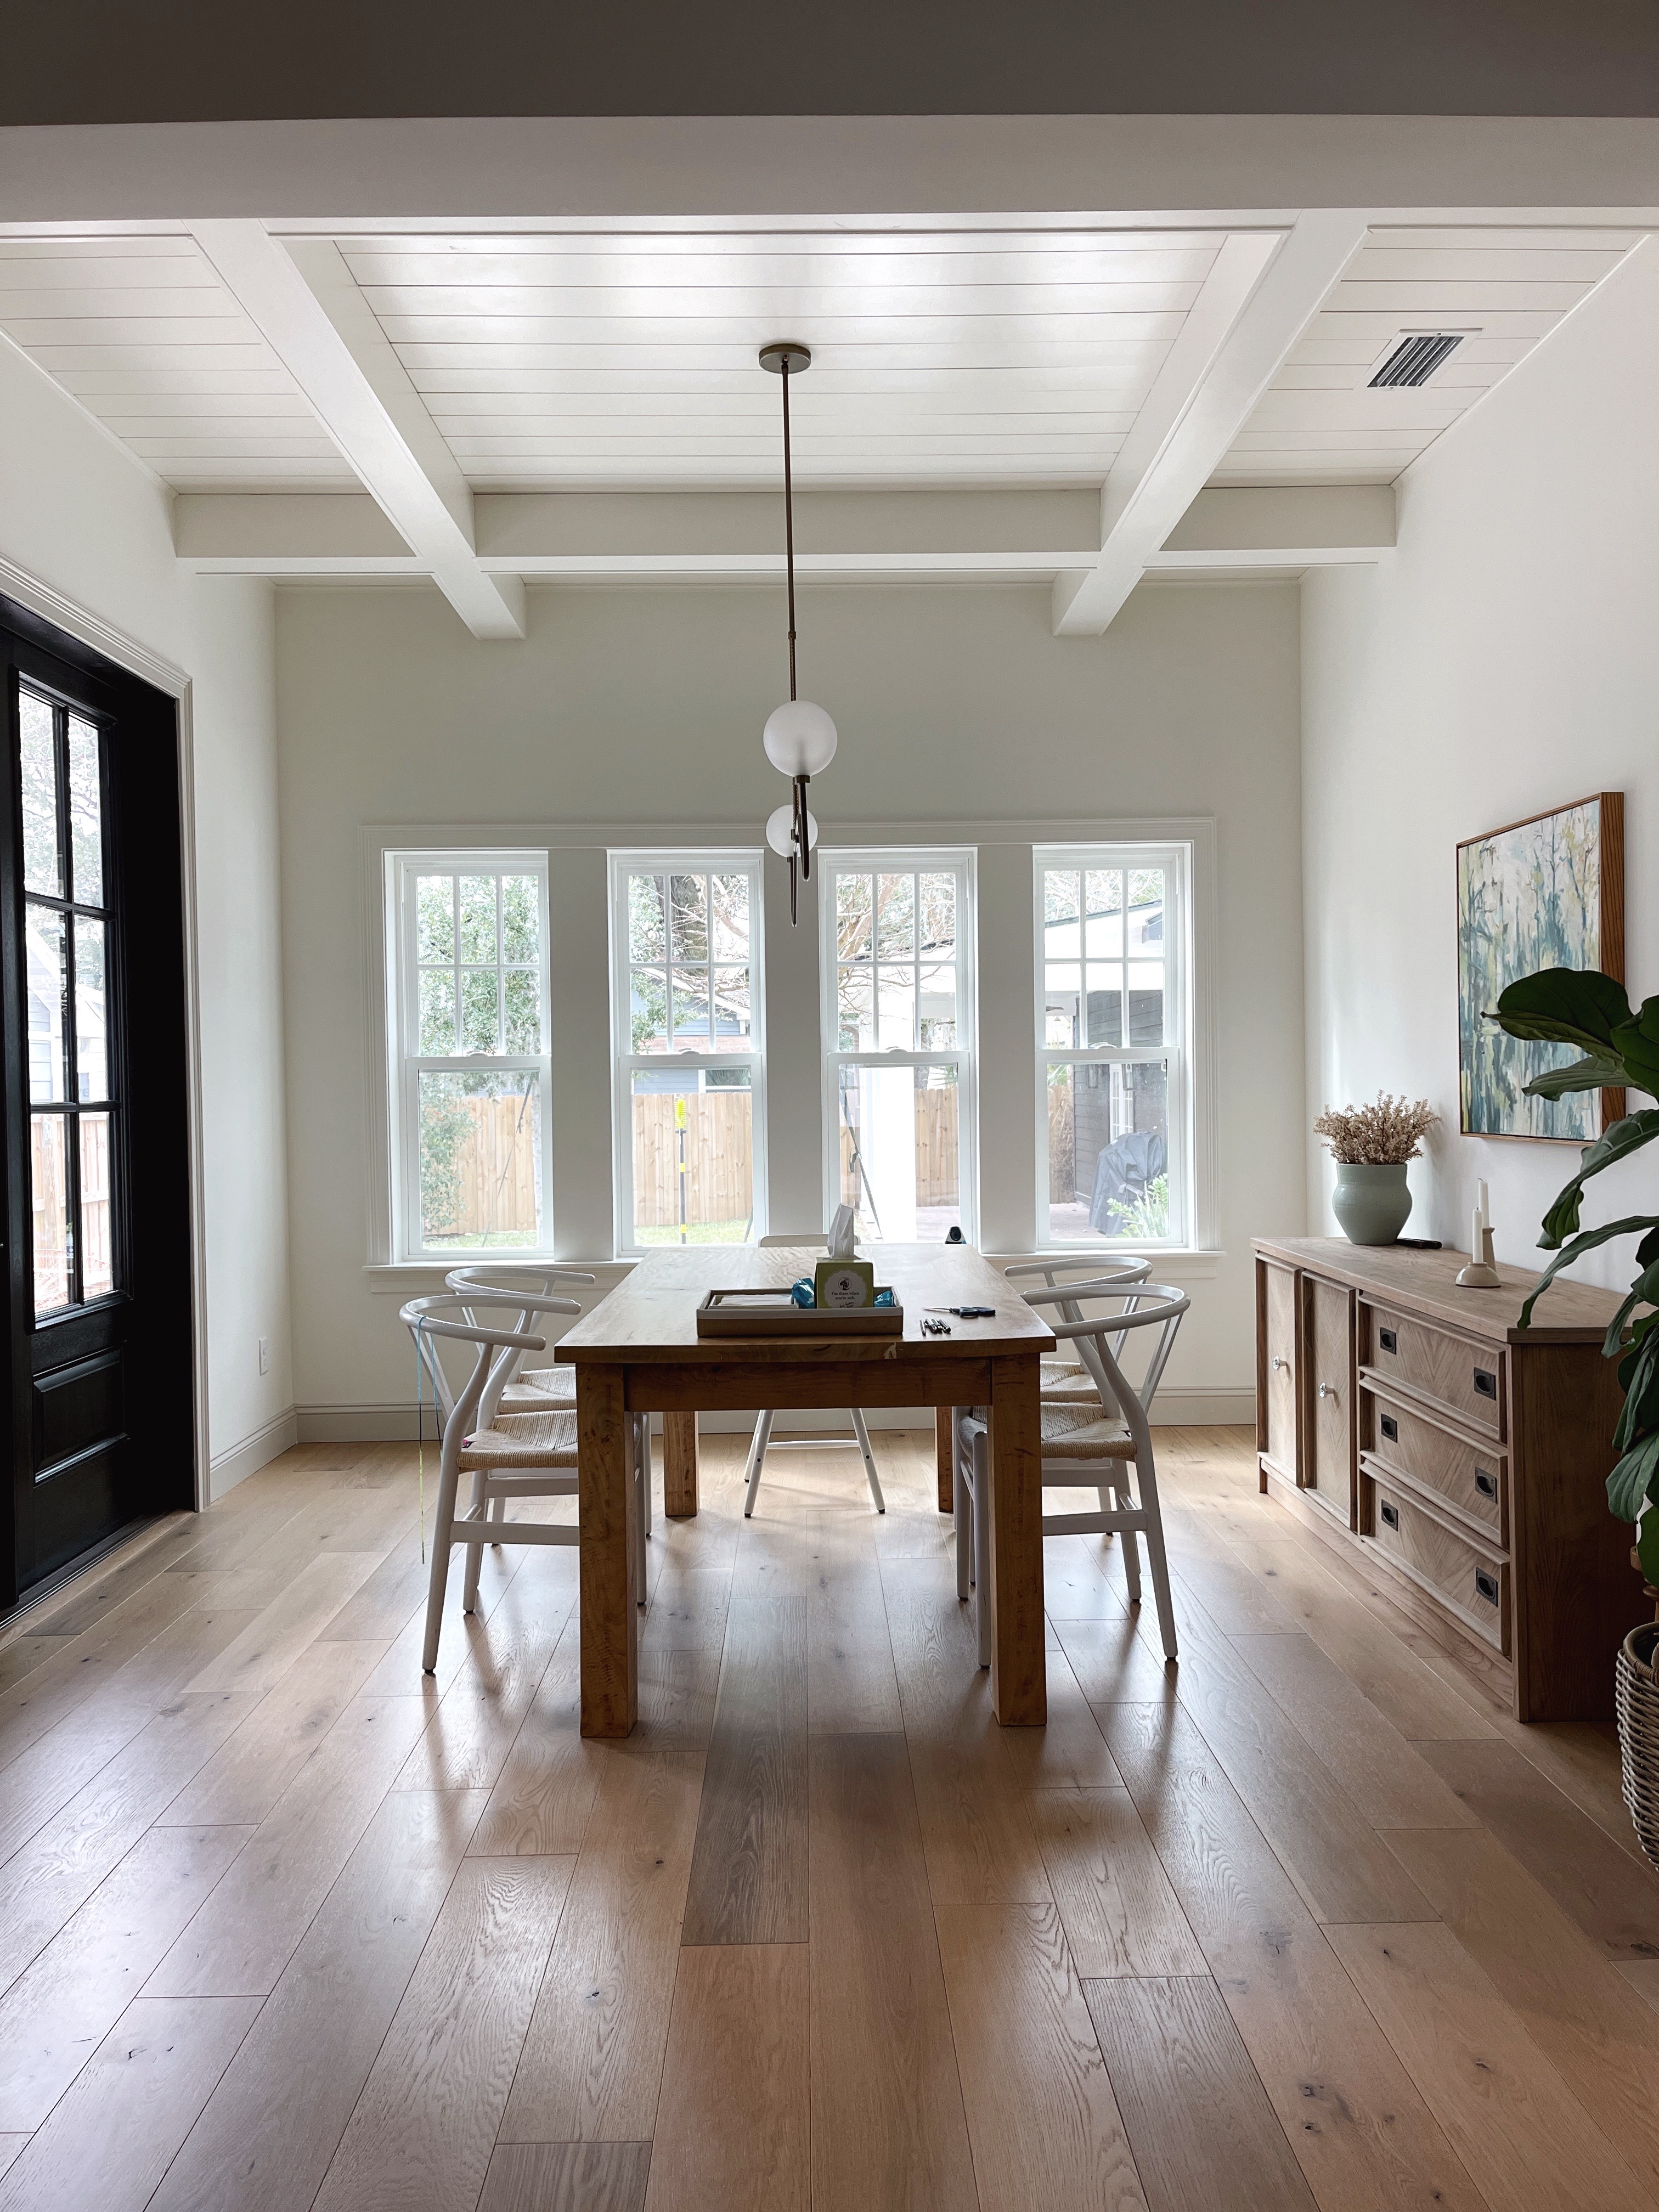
[
  {"xmin": 609, "ymin": 848, "xmax": 768, "ymax": 1258},
  {"xmin": 818, "ymin": 844, "xmax": 979, "ymax": 1245},
  {"xmin": 1031, "ymin": 838, "xmax": 1201, "ymax": 1256},
  {"xmin": 383, "ymin": 848, "xmax": 556, "ymax": 1264}
]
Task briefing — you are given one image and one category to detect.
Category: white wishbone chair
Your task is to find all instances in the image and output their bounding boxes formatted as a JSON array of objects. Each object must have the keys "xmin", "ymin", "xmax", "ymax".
[
  {"xmin": 954, "ymin": 1282, "xmax": 1188, "ymax": 1667},
  {"xmin": 402, "ymin": 1292, "xmax": 647, "ymax": 1674},
  {"xmin": 441, "ymin": 1266, "xmax": 645, "ymax": 1553},
  {"xmin": 742, "ymin": 1235, "xmax": 884, "ymax": 1517}
]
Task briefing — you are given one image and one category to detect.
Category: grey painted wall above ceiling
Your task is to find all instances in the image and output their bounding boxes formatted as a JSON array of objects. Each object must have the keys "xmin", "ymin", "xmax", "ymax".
[{"xmin": 11, "ymin": 0, "xmax": 1659, "ymax": 126}]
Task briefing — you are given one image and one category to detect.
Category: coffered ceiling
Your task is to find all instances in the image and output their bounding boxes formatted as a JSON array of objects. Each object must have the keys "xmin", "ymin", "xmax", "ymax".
[{"xmin": 0, "ymin": 208, "xmax": 1645, "ymax": 639}]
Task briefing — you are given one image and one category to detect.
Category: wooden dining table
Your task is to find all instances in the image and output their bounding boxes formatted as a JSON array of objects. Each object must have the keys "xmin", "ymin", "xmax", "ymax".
[{"xmin": 556, "ymin": 1242, "xmax": 1054, "ymax": 1737}]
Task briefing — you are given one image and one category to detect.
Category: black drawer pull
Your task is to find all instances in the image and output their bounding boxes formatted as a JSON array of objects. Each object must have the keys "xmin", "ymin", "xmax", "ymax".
[
  {"xmin": 1380, "ymin": 1500, "xmax": 1400, "ymax": 1531},
  {"xmin": 1474, "ymin": 1567, "xmax": 1500, "ymax": 1606},
  {"xmin": 1475, "ymin": 1469, "xmax": 1498, "ymax": 1499},
  {"xmin": 1380, "ymin": 1413, "xmax": 1400, "ymax": 1444},
  {"xmin": 1474, "ymin": 1367, "xmax": 1497, "ymax": 1401},
  {"xmin": 1379, "ymin": 1327, "xmax": 1398, "ymax": 1355}
]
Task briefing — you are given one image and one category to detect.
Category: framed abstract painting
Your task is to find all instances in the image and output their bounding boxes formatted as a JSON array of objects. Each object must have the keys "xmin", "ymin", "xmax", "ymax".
[{"xmin": 1457, "ymin": 791, "xmax": 1625, "ymax": 1140}]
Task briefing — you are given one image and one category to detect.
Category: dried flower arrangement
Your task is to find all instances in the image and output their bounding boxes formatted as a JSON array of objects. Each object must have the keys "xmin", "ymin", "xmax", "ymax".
[{"xmin": 1313, "ymin": 1093, "xmax": 1440, "ymax": 1165}]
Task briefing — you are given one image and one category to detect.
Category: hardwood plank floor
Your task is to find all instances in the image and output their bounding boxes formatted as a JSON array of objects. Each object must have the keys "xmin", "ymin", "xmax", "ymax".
[
  {"xmin": 1085, "ymin": 1973, "xmax": 1317, "ymax": 2211},
  {"xmin": 644, "ymin": 1945, "xmax": 809, "ymax": 2212},
  {"xmin": 680, "ymin": 1596, "xmax": 808, "ymax": 1944},
  {"xmin": 148, "ymin": 1788, "xmax": 487, "ymax": 2212},
  {"xmin": 2, "ymin": 1425, "xmax": 1656, "ymax": 2212},
  {"xmin": 0, "ymin": 1995, "xmax": 260, "ymax": 2212},
  {"xmin": 934, "ymin": 1900, "xmax": 1145, "ymax": 2211},
  {"xmin": 311, "ymin": 1855, "xmax": 571, "ymax": 2212}
]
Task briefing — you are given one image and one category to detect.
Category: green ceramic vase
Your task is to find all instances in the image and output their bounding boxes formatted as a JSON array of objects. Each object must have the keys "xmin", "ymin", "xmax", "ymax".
[{"xmin": 1331, "ymin": 1161, "xmax": 1412, "ymax": 1245}]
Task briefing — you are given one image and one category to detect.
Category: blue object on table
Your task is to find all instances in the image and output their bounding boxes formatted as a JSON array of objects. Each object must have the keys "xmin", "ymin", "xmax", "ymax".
[
  {"xmin": 790, "ymin": 1278, "xmax": 816, "ymax": 1307},
  {"xmin": 873, "ymin": 1288, "xmax": 896, "ymax": 1307}
]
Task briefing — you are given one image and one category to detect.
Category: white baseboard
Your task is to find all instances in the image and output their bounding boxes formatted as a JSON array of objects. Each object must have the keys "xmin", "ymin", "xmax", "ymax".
[
  {"xmin": 297, "ymin": 1391, "xmax": 1255, "ymax": 1443},
  {"xmin": 209, "ymin": 1406, "xmax": 300, "ymax": 1500},
  {"xmin": 1148, "ymin": 1388, "xmax": 1256, "ymax": 1426}
]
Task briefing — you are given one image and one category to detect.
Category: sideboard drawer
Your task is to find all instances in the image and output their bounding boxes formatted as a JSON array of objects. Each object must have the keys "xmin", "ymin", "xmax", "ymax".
[
  {"xmin": 1363, "ymin": 1387, "xmax": 1505, "ymax": 1543},
  {"xmin": 1368, "ymin": 1479, "xmax": 1509, "ymax": 1654},
  {"xmin": 1363, "ymin": 1301, "xmax": 1505, "ymax": 1439}
]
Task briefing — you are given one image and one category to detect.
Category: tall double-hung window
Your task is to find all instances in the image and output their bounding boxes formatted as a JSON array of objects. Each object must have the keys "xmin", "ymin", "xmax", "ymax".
[
  {"xmin": 387, "ymin": 853, "xmax": 552, "ymax": 1258},
  {"xmin": 1036, "ymin": 845, "xmax": 1189, "ymax": 1248},
  {"xmin": 822, "ymin": 851, "xmax": 975, "ymax": 1242},
  {"xmin": 612, "ymin": 855, "xmax": 765, "ymax": 1252}
]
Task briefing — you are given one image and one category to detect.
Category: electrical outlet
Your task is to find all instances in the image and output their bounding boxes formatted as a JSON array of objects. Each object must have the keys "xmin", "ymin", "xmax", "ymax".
[{"xmin": 258, "ymin": 1337, "xmax": 270, "ymax": 1376}]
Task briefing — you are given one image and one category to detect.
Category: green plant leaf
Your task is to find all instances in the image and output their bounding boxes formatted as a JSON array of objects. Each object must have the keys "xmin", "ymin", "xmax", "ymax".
[
  {"xmin": 1601, "ymin": 1263, "xmax": 1659, "ymax": 1356},
  {"xmin": 1609, "ymin": 1430, "xmax": 1659, "ymax": 1523},
  {"xmin": 1537, "ymin": 1114, "xmax": 1659, "ymax": 1249},
  {"xmin": 1517, "ymin": 1212, "xmax": 1659, "ymax": 1325},
  {"xmin": 1615, "ymin": 1320, "xmax": 1659, "ymax": 1451},
  {"xmin": 1522, "ymin": 1055, "xmax": 1629, "ymax": 1099},
  {"xmin": 1639, "ymin": 1504, "xmax": 1659, "ymax": 1585},
  {"xmin": 1611, "ymin": 997, "xmax": 1659, "ymax": 1099},
  {"xmin": 1491, "ymin": 968, "xmax": 1632, "ymax": 1053}
]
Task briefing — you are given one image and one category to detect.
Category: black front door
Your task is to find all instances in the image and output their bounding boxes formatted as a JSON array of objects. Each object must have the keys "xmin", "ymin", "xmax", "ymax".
[{"xmin": 1, "ymin": 599, "xmax": 194, "ymax": 1607}]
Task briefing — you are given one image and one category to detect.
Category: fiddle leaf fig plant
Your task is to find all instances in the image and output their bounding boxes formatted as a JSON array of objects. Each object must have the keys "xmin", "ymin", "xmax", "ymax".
[{"xmin": 1489, "ymin": 969, "xmax": 1659, "ymax": 1579}]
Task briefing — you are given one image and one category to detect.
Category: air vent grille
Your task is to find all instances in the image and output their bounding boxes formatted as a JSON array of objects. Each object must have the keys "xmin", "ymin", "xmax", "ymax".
[{"xmin": 1369, "ymin": 333, "xmax": 1464, "ymax": 388}]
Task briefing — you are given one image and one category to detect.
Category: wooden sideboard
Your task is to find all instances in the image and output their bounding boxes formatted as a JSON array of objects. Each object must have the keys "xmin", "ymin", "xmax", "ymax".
[{"xmin": 1254, "ymin": 1235, "xmax": 1643, "ymax": 1722}]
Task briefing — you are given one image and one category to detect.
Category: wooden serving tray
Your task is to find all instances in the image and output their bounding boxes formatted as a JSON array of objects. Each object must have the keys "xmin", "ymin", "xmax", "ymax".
[{"xmin": 695, "ymin": 1289, "xmax": 905, "ymax": 1338}]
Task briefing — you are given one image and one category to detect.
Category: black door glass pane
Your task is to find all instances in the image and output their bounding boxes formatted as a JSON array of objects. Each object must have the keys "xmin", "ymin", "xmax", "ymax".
[
  {"xmin": 74, "ymin": 916, "xmax": 108, "ymax": 1102},
  {"xmin": 26, "ymin": 906, "xmax": 66, "ymax": 1103},
  {"xmin": 67, "ymin": 716, "xmax": 104, "ymax": 907},
  {"xmin": 79, "ymin": 1112, "xmax": 114, "ymax": 1300},
  {"xmin": 19, "ymin": 690, "xmax": 59, "ymax": 898},
  {"xmin": 31, "ymin": 1114, "xmax": 70, "ymax": 1315}
]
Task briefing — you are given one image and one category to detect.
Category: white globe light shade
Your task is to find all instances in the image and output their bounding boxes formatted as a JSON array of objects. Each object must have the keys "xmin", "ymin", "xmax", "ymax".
[
  {"xmin": 763, "ymin": 698, "xmax": 838, "ymax": 777},
  {"xmin": 765, "ymin": 802, "xmax": 819, "ymax": 857}
]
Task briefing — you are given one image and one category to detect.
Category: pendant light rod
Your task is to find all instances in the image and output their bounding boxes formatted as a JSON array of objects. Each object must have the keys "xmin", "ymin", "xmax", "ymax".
[
  {"xmin": 782, "ymin": 357, "xmax": 797, "ymax": 703},
  {"xmin": 760, "ymin": 341, "xmax": 825, "ymax": 910}
]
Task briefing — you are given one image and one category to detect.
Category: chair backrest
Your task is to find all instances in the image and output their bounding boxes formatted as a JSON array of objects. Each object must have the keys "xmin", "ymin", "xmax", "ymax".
[
  {"xmin": 1043, "ymin": 1286, "xmax": 1189, "ymax": 1462},
  {"xmin": 403, "ymin": 1290, "xmax": 577, "ymax": 1437},
  {"xmin": 446, "ymin": 1266, "xmax": 593, "ymax": 1425},
  {"xmin": 758, "ymin": 1233, "xmax": 830, "ymax": 1248}
]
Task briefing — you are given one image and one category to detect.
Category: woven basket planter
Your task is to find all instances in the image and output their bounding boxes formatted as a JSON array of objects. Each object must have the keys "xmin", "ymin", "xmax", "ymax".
[{"xmin": 1617, "ymin": 1621, "xmax": 1659, "ymax": 1872}]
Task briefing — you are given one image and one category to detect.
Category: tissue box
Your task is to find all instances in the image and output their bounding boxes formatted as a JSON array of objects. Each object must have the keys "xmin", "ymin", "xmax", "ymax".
[{"xmin": 814, "ymin": 1259, "xmax": 876, "ymax": 1310}]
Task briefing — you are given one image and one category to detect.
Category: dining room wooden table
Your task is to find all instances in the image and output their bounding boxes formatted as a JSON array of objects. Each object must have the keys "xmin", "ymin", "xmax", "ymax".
[{"xmin": 555, "ymin": 1241, "xmax": 1054, "ymax": 1737}]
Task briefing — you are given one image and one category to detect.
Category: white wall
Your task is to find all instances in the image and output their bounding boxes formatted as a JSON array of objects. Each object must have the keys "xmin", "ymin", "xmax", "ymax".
[
  {"xmin": 274, "ymin": 575, "xmax": 1306, "ymax": 1429},
  {"xmin": 1302, "ymin": 239, "xmax": 1657, "ymax": 1284},
  {"xmin": 0, "ymin": 337, "xmax": 294, "ymax": 1496}
]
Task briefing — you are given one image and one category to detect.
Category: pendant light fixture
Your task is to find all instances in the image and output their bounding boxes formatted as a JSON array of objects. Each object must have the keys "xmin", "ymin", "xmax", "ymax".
[{"xmin": 760, "ymin": 341, "xmax": 836, "ymax": 923}]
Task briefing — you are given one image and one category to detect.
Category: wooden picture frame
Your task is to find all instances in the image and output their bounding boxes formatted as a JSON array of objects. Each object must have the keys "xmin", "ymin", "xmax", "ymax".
[{"xmin": 1457, "ymin": 791, "xmax": 1625, "ymax": 1141}]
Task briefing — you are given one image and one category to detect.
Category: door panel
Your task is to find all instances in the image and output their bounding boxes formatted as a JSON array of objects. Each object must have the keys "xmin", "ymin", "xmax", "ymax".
[
  {"xmin": 1305, "ymin": 1276, "xmax": 1355, "ymax": 1522},
  {"xmin": 1, "ymin": 600, "xmax": 193, "ymax": 1606},
  {"xmin": 1263, "ymin": 1262, "xmax": 1297, "ymax": 1477}
]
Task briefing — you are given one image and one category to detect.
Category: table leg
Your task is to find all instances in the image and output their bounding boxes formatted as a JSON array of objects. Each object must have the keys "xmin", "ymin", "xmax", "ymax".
[
  {"xmin": 986, "ymin": 1351, "xmax": 1046, "ymax": 1726},
  {"xmin": 663, "ymin": 1412, "xmax": 699, "ymax": 1517},
  {"xmin": 578, "ymin": 1362, "xmax": 637, "ymax": 1737},
  {"xmin": 935, "ymin": 1406, "xmax": 954, "ymax": 1514}
]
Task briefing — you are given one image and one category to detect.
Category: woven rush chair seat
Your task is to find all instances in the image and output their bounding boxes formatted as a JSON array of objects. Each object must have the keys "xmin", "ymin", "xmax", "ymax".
[
  {"xmin": 1041, "ymin": 1358, "xmax": 1105, "ymax": 1403},
  {"xmin": 458, "ymin": 1408, "xmax": 579, "ymax": 1469},
  {"xmin": 1040, "ymin": 1403, "xmax": 1136, "ymax": 1458},
  {"xmin": 507, "ymin": 1363, "xmax": 578, "ymax": 1408}
]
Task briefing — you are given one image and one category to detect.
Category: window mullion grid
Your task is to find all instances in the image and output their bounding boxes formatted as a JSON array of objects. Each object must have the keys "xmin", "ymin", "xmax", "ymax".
[{"xmin": 54, "ymin": 702, "xmax": 85, "ymax": 1307}]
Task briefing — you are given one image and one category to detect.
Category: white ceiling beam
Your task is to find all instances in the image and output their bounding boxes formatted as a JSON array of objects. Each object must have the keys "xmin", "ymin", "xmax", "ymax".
[
  {"xmin": 173, "ymin": 483, "xmax": 1392, "ymax": 584},
  {"xmin": 1052, "ymin": 211, "xmax": 1371, "ymax": 635},
  {"xmin": 187, "ymin": 222, "xmax": 526, "ymax": 639},
  {"xmin": 1146, "ymin": 484, "xmax": 1394, "ymax": 569}
]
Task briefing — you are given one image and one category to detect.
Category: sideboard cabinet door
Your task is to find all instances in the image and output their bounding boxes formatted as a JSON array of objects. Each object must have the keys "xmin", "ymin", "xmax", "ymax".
[
  {"xmin": 1305, "ymin": 1276, "xmax": 1357, "ymax": 1525},
  {"xmin": 1260, "ymin": 1261, "xmax": 1300, "ymax": 1482}
]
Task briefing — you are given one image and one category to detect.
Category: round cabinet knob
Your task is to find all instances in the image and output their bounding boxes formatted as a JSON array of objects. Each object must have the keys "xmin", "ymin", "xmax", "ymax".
[
  {"xmin": 1318, "ymin": 1382, "xmax": 1336, "ymax": 1400},
  {"xmin": 1271, "ymin": 1355, "xmax": 1289, "ymax": 1372}
]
